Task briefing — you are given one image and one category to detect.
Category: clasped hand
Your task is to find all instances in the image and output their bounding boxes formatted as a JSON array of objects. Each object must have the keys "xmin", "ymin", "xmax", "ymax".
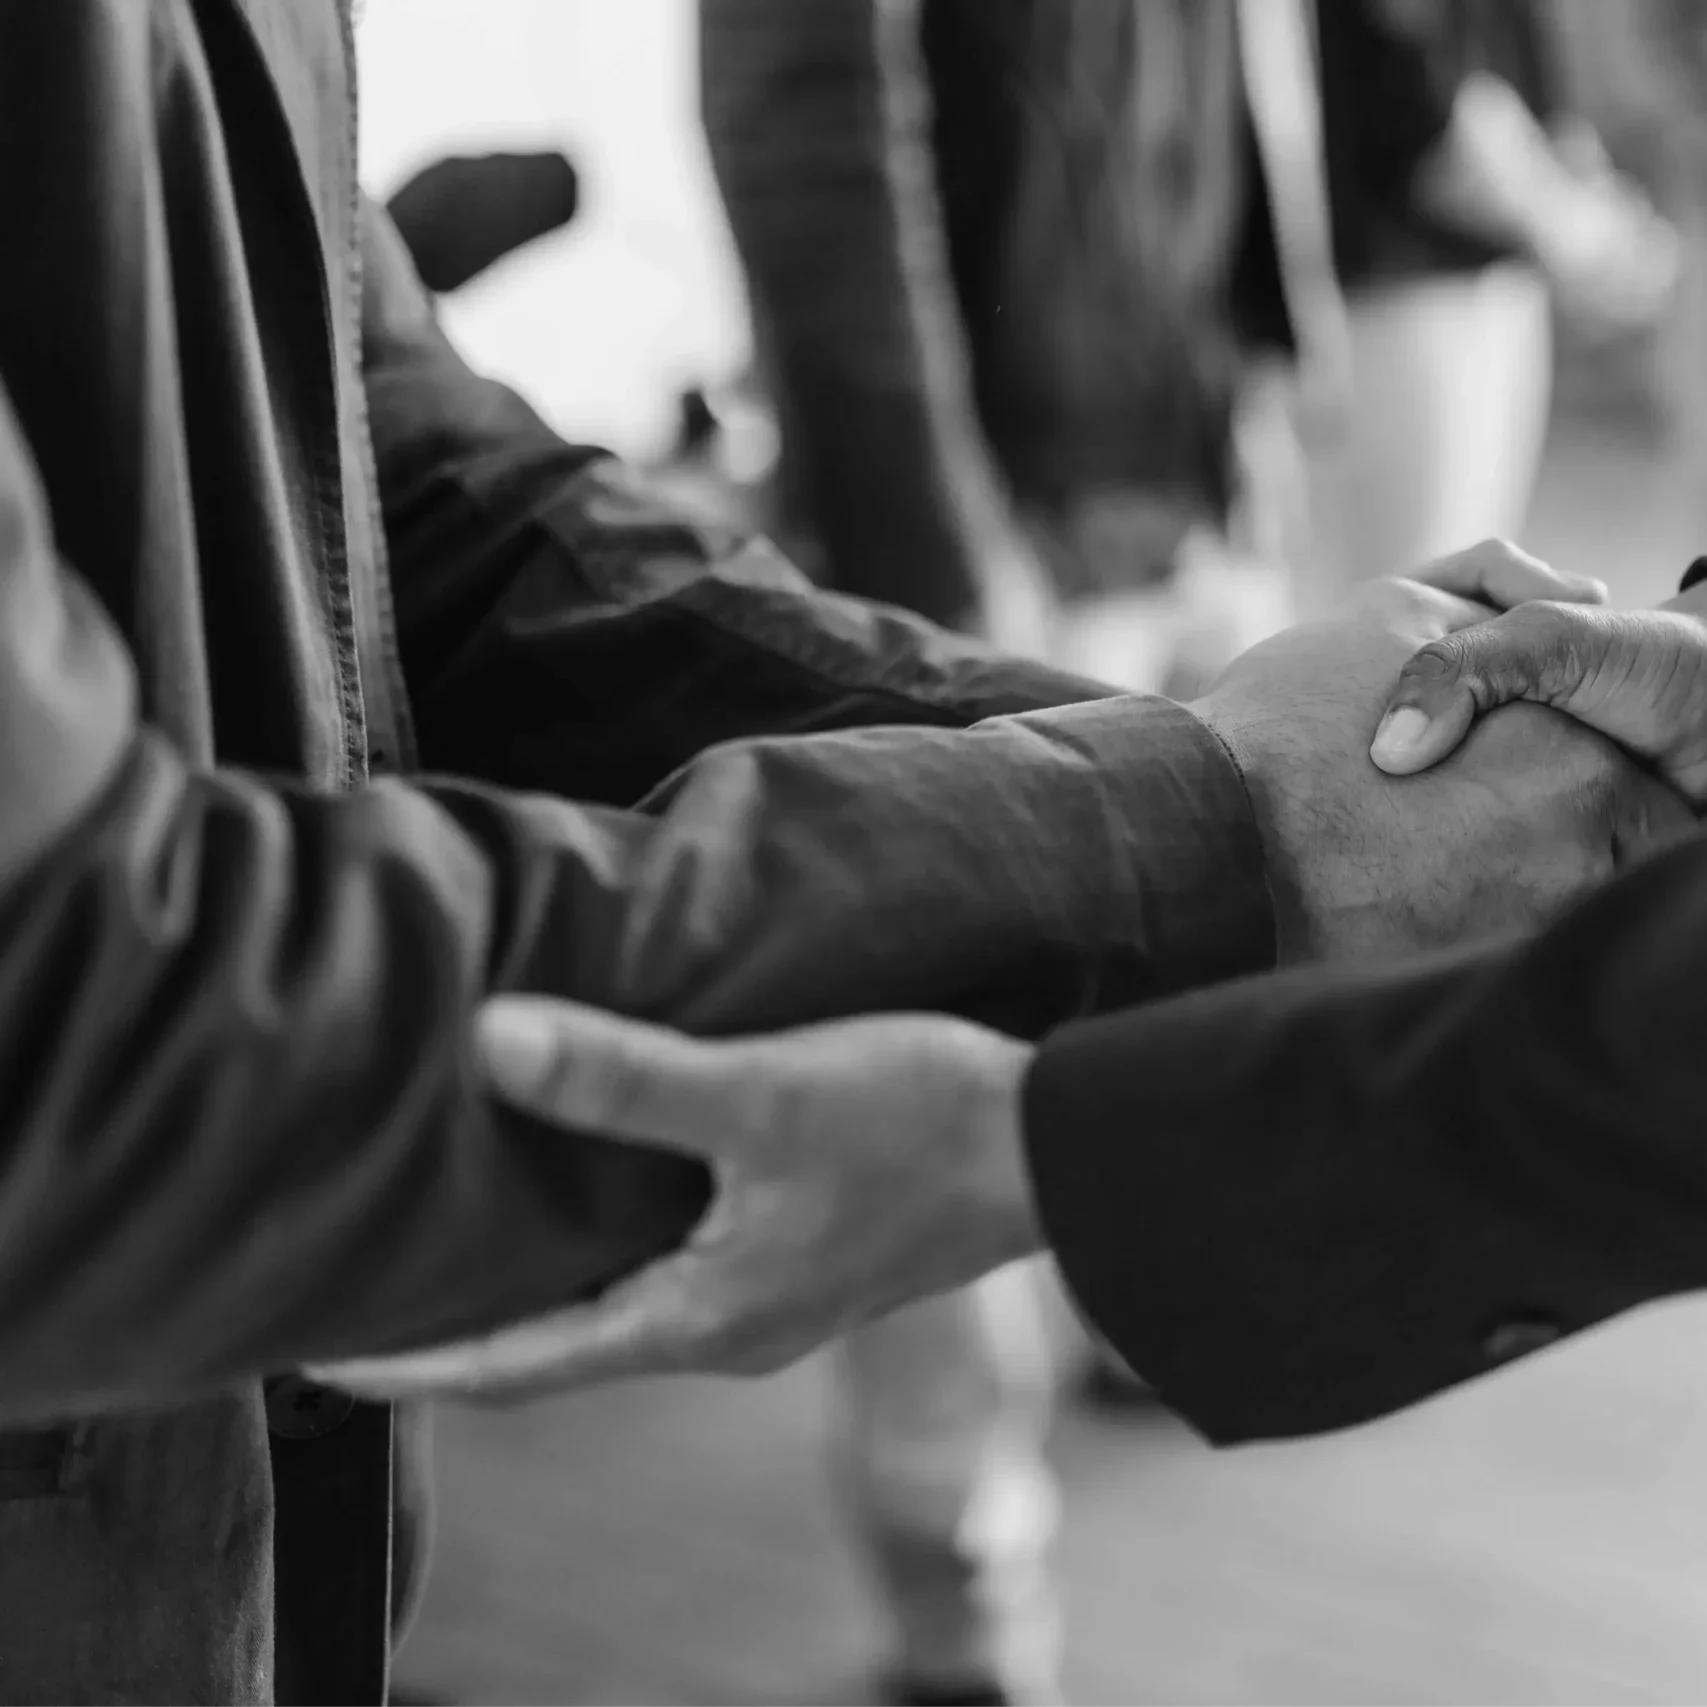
[
  {"xmin": 1193, "ymin": 543, "xmax": 1693, "ymax": 961},
  {"xmin": 1370, "ymin": 585, "xmax": 1707, "ymax": 804},
  {"xmin": 312, "ymin": 542, "xmax": 1698, "ymax": 1404}
]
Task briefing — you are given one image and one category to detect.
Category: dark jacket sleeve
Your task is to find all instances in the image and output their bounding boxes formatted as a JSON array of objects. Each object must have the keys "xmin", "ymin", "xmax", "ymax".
[
  {"xmin": 0, "ymin": 337, "xmax": 1271, "ymax": 1424},
  {"xmin": 360, "ymin": 194, "xmax": 1087, "ymax": 804},
  {"xmin": 1024, "ymin": 831, "xmax": 1707, "ymax": 1446},
  {"xmin": 359, "ymin": 192, "xmax": 1273, "ymax": 1022},
  {"xmin": 359, "ymin": 191, "xmax": 1276, "ymax": 1028}
]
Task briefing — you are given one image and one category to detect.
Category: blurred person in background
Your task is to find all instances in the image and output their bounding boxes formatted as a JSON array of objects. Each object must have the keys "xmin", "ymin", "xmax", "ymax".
[
  {"xmin": 700, "ymin": 0, "xmax": 1268, "ymax": 702},
  {"xmin": 693, "ymin": 0, "xmax": 1678, "ymax": 723},
  {"xmin": 1258, "ymin": 0, "xmax": 1679, "ymax": 615}
]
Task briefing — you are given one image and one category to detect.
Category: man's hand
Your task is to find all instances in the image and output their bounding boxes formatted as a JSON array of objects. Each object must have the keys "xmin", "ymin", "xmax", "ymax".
[
  {"xmin": 1370, "ymin": 598, "xmax": 1707, "ymax": 805},
  {"xmin": 1192, "ymin": 542, "xmax": 1693, "ymax": 960},
  {"xmin": 308, "ymin": 540, "xmax": 1688, "ymax": 1404},
  {"xmin": 310, "ymin": 999, "xmax": 1038, "ymax": 1400}
]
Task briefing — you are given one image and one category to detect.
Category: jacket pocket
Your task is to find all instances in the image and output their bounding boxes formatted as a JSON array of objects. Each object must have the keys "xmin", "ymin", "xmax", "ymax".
[{"xmin": 0, "ymin": 1426, "xmax": 80, "ymax": 1499}]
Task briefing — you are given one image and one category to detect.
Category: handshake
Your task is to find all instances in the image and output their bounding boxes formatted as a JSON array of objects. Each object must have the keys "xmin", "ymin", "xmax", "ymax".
[
  {"xmin": 319, "ymin": 541, "xmax": 1707, "ymax": 1405},
  {"xmin": 1178, "ymin": 545, "xmax": 1691, "ymax": 964}
]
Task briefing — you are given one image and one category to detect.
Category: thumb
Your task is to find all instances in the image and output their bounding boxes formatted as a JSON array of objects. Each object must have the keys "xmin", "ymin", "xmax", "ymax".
[
  {"xmin": 476, "ymin": 995, "xmax": 748, "ymax": 1164},
  {"xmin": 1370, "ymin": 602, "xmax": 1587, "ymax": 775}
]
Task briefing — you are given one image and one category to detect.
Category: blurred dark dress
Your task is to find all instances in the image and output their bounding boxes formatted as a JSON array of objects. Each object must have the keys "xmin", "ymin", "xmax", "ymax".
[
  {"xmin": 1235, "ymin": 0, "xmax": 1559, "ymax": 355},
  {"xmin": 701, "ymin": 0, "xmax": 1548, "ymax": 612}
]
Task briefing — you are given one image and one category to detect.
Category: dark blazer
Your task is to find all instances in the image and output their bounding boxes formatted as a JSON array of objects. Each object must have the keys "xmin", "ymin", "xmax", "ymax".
[
  {"xmin": 1025, "ymin": 805, "xmax": 1707, "ymax": 1446},
  {"xmin": 0, "ymin": 2, "xmax": 1276, "ymax": 1699}
]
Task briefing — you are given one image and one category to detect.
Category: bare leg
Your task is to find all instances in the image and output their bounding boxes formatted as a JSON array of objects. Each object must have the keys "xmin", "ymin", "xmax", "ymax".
[{"xmin": 1295, "ymin": 260, "xmax": 1553, "ymax": 613}]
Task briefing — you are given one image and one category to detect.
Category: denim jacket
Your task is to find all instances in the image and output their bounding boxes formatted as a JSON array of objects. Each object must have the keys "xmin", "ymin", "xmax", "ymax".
[{"xmin": 0, "ymin": 2, "xmax": 1271, "ymax": 1699}]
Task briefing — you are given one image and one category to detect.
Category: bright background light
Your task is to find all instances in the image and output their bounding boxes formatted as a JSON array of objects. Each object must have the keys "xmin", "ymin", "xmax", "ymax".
[{"xmin": 357, "ymin": 0, "xmax": 750, "ymax": 459}]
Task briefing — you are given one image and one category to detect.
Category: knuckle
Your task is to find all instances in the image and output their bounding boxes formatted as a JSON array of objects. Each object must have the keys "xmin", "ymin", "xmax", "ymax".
[
  {"xmin": 1506, "ymin": 601, "xmax": 1592, "ymax": 685},
  {"xmin": 1436, "ymin": 536, "xmax": 1526, "ymax": 585},
  {"xmin": 654, "ymin": 1293, "xmax": 738, "ymax": 1373},
  {"xmin": 715, "ymin": 1335, "xmax": 791, "ymax": 1378},
  {"xmin": 1480, "ymin": 535, "xmax": 1526, "ymax": 565},
  {"xmin": 1398, "ymin": 637, "xmax": 1464, "ymax": 684},
  {"xmin": 469, "ymin": 1381, "xmax": 540, "ymax": 1414},
  {"xmin": 487, "ymin": 1016, "xmax": 582, "ymax": 1115},
  {"xmin": 700, "ymin": 1321, "xmax": 772, "ymax": 1377},
  {"xmin": 1508, "ymin": 599, "xmax": 1573, "ymax": 639},
  {"xmin": 697, "ymin": 1297, "xmax": 797, "ymax": 1377},
  {"xmin": 530, "ymin": 1041, "xmax": 583, "ymax": 1112},
  {"xmin": 589, "ymin": 1051, "xmax": 654, "ymax": 1132}
]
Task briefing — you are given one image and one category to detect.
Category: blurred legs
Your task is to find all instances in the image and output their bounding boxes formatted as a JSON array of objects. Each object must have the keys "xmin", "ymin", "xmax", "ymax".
[
  {"xmin": 1295, "ymin": 260, "xmax": 1554, "ymax": 611},
  {"xmin": 831, "ymin": 1264, "xmax": 1063, "ymax": 1704}
]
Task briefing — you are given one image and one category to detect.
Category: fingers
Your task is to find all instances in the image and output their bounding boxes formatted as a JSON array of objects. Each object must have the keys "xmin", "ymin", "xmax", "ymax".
[
  {"xmin": 1370, "ymin": 602, "xmax": 1597, "ymax": 775},
  {"xmin": 1410, "ymin": 539, "xmax": 1607, "ymax": 611},
  {"xmin": 308, "ymin": 1260, "xmax": 695, "ymax": 1401},
  {"xmin": 476, "ymin": 995, "xmax": 747, "ymax": 1163}
]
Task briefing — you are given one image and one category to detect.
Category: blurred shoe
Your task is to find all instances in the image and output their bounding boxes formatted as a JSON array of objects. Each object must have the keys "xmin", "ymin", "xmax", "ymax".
[
  {"xmin": 894, "ymin": 1679, "xmax": 1010, "ymax": 1707},
  {"xmin": 882, "ymin": 1673, "xmax": 1015, "ymax": 1707}
]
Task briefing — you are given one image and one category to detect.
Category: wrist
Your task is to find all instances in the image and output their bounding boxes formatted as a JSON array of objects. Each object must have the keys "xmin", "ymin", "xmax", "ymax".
[
  {"xmin": 959, "ymin": 1026, "xmax": 1046, "ymax": 1268},
  {"xmin": 1185, "ymin": 692, "xmax": 1320, "ymax": 962}
]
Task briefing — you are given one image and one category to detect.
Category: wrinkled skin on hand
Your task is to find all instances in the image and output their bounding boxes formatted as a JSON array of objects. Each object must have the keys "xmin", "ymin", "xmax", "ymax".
[
  {"xmin": 1373, "ymin": 599, "xmax": 1707, "ymax": 804},
  {"xmin": 1191, "ymin": 578, "xmax": 1695, "ymax": 963}
]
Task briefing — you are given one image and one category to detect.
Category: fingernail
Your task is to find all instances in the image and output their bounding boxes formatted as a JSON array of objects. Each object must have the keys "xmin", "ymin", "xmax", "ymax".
[
  {"xmin": 1371, "ymin": 706, "xmax": 1431, "ymax": 762},
  {"xmin": 1563, "ymin": 574, "xmax": 1610, "ymax": 602},
  {"xmin": 476, "ymin": 1000, "xmax": 556, "ymax": 1088}
]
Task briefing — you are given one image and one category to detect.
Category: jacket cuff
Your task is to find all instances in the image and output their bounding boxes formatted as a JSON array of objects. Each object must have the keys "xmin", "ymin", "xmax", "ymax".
[
  {"xmin": 1046, "ymin": 695, "xmax": 1276, "ymax": 1007},
  {"xmin": 1021, "ymin": 985, "xmax": 1320, "ymax": 1445},
  {"xmin": 1019, "ymin": 946, "xmax": 1583, "ymax": 1447}
]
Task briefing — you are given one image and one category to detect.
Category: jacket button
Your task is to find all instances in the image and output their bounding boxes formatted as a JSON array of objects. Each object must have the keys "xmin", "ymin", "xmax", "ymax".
[
  {"xmin": 264, "ymin": 1375, "xmax": 356, "ymax": 1440},
  {"xmin": 1481, "ymin": 1314, "xmax": 1562, "ymax": 1366}
]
